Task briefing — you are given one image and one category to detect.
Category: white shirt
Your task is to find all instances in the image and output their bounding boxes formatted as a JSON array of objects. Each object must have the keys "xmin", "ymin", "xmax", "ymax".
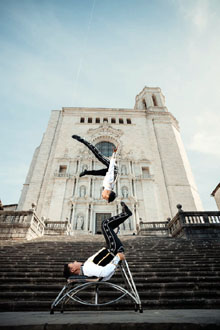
[
  {"xmin": 82, "ymin": 249, "xmax": 120, "ymax": 281},
  {"xmin": 102, "ymin": 154, "xmax": 116, "ymax": 191}
]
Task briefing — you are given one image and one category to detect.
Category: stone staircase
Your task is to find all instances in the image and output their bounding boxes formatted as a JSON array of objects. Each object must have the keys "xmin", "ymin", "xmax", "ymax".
[{"xmin": 0, "ymin": 235, "xmax": 220, "ymax": 311}]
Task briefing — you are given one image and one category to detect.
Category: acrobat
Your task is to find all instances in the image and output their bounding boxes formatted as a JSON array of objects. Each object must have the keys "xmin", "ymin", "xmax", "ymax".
[
  {"xmin": 63, "ymin": 202, "xmax": 132, "ymax": 280},
  {"xmin": 72, "ymin": 135, "xmax": 118, "ymax": 203}
]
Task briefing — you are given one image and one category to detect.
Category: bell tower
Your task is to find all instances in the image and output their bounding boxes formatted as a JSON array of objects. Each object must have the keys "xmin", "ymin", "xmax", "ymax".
[{"xmin": 134, "ymin": 86, "xmax": 167, "ymax": 111}]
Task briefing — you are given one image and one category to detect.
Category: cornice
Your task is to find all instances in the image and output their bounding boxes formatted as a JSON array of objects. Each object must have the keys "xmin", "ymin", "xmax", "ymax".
[{"xmin": 147, "ymin": 111, "xmax": 179, "ymax": 130}]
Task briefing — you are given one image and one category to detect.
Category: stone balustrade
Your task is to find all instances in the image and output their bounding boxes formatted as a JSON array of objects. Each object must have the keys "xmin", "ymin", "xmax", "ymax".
[
  {"xmin": 0, "ymin": 210, "xmax": 45, "ymax": 240},
  {"xmin": 167, "ymin": 204, "xmax": 220, "ymax": 238},
  {"xmin": 138, "ymin": 221, "xmax": 169, "ymax": 236},
  {"xmin": 44, "ymin": 220, "xmax": 71, "ymax": 236}
]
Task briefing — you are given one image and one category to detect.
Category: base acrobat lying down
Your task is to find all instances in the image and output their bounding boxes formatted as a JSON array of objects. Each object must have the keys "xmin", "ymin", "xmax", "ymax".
[
  {"xmin": 50, "ymin": 136, "xmax": 142, "ymax": 312},
  {"xmin": 50, "ymin": 202, "xmax": 143, "ymax": 313},
  {"xmin": 64, "ymin": 202, "xmax": 132, "ymax": 280}
]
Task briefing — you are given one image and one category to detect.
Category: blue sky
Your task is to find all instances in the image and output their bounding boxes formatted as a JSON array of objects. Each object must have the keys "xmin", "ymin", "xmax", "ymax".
[{"xmin": 0, "ymin": 0, "xmax": 220, "ymax": 211}]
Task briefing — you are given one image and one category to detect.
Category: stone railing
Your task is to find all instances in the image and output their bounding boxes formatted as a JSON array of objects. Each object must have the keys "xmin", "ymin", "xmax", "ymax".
[
  {"xmin": 44, "ymin": 220, "xmax": 71, "ymax": 236},
  {"xmin": 0, "ymin": 210, "xmax": 45, "ymax": 240},
  {"xmin": 167, "ymin": 204, "xmax": 220, "ymax": 239},
  {"xmin": 138, "ymin": 221, "xmax": 169, "ymax": 236}
]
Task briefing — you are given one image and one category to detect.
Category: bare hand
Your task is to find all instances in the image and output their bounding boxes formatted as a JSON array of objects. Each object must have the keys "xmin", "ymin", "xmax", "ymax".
[{"xmin": 117, "ymin": 252, "xmax": 125, "ymax": 260}]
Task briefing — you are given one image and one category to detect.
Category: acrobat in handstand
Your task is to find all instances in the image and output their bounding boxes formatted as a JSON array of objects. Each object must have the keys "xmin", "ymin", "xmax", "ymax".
[
  {"xmin": 72, "ymin": 135, "xmax": 118, "ymax": 203},
  {"xmin": 64, "ymin": 201, "xmax": 132, "ymax": 280}
]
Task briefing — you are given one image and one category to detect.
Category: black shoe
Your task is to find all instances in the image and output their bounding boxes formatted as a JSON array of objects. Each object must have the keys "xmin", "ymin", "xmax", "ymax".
[
  {"xmin": 79, "ymin": 170, "xmax": 87, "ymax": 177},
  {"xmin": 72, "ymin": 135, "xmax": 81, "ymax": 140},
  {"xmin": 121, "ymin": 202, "xmax": 132, "ymax": 215}
]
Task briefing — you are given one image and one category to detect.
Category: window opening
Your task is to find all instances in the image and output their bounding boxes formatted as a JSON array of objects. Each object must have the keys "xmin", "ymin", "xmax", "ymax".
[
  {"xmin": 152, "ymin": 95, "xmax": 158, "ymax": 106},
  {"xmin": 142, "ymin": 167, "xmax": 150, "ymax": 178},
  {"xmin": 142, "ymin": 99, "xmax": 147, "ymax": 109},
  {"xmin": 95, "ymin": 141, "xmax": 116, "ymax": 157},
  {"xmin": 59, "ymin": 165, "xmax": 67, "ymax": 174}
]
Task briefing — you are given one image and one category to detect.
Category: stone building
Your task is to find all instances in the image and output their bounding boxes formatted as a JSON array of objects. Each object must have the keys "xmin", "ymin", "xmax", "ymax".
[
  {"xmin": 211, "ymin": 183, "xmax": 220, "ymax": 210},
  {"xmin": 18, "ymin": 86, "xmax": 203, "ymax": 235}
]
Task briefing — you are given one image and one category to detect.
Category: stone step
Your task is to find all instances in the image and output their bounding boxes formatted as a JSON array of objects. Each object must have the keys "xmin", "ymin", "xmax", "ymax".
[
  {"xmin": 1, "ymin": 298, "xmax": 220, "ymax": 312},
  {"xmin": 1, "ymin": 270, "xmax": 220, "ymax": 278},
  {"xmin": 2, "ymin": 266, "xmax": 220, "ymax": 273},
  {"xmin": 1, "ymin": 282, "xmax": 220, "ymax": 292},
  {"xmin": 0, "ymin": 276, "xmax": 219, "ymax": 285},
  {"xmin": 1, "ymin": 258, "xmax": 220, "ymax": 264},
  {"xmin": 1, "ymin": 289, "xmax": 220, "ymax": 301},
  {"xmin": 0, "ymin": 236, "xmax": 220, "ymax": 311}
]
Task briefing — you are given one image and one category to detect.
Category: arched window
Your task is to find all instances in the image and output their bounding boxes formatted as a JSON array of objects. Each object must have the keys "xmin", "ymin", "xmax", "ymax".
[
  {"xmin": 152, "ymin": 95, "xmax": 158, "ymax": 106},
  {"xmin": 95, "ymin": 141, "xmax": 116, "ymax": 157},
  {"xmin": 142, "ymin": 99, "xmax": 147, "ymax": 109}
]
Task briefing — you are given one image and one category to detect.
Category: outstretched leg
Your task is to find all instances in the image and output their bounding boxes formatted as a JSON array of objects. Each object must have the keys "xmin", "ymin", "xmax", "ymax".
[
  {"xmin": 101, "ymin": 202, "xmax": 132, "ymax": 254},
  {"xmin": 72, "ymin": 135, "xmax": 110, "ymax": 167},
  {"xmin": 80, "ymin": 168, "xmax": 108, "ymax": 177}
]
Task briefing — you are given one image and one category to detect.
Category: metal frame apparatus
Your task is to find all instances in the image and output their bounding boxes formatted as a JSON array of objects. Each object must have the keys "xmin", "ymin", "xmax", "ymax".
[{"xmin": 50, "ymin": 260, "xmax": 143, "ymax": 313}]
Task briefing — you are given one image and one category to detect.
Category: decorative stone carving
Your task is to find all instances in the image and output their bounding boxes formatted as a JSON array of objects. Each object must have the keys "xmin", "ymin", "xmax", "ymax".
[
  {"xmin": 121, "ymin": 165, "xmax": 127, "ymax": 175},
  {"xmin": 82, "ymin": 164, "xmax": 88, "ymax": 172},
  {"xmin": 88, "ymin": 123, "xmax": 123, "ymax": 139},
  {"xmin": 123, "ymin": 217, "xmax": 132, "ymax": 231},
  {"xmin": 76, "ymin": 214, "xmax": 84, "ymax": 230},
  {"xmin": 122, "ymin": 186, "xmax": 128, "ymax": 198},
  {"xmin": 79, "ymin": 186, "xmax": 86, "ymax": 197},
  {"xmin": 29, "ymin": 203, "xmax": 36, "ymax": 211}
]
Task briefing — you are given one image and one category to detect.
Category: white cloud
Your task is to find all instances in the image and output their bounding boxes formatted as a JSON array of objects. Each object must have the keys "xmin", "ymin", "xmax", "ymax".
[{"xmin": 176, "ymin": 0, "xmax": 212, "ymax": 33}]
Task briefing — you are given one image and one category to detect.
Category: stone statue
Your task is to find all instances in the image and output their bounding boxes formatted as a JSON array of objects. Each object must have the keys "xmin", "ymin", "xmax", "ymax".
[
  {"xmin": 122, "ymin": 186, "xmax": 128, "ymax": 198},
  {"xmin": 80, "ymin": 186, "xmax": 86, "ymax": 197},
  {"xmin": 123, "ymin": 217, "xmax": 132, "ymax": 231},
  {"xmin": 76, "ymin": 215, "xmax": 84, "ymax": 230},
  {"xmin": 121, "ymin": 165, "xmax": 127, "ymax": 175}
]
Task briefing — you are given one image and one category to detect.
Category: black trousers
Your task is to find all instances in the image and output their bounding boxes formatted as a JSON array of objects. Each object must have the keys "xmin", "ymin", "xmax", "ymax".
[
  {"xmin": 101, "ymin": 208, "xmax": 132, "ymax": 254},
  {"xmin": 72, "ymin": 135, "xmax": 117, "ymax": 177}
]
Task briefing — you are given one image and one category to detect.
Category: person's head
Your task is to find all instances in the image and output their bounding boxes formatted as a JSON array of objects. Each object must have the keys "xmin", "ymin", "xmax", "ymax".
[
  {"xmin": 108, "ymin": 190, "xmax": 116, "ymax": 203},
  {"xmin": 102, "ymin": 189, "xmax": 111, "ymax": 201},
  {"xmin": 102, "ymin": 189, "xmax": 116, "ymax": 203},
  {"xmin": 63, "ymin": 261, "xmax": 81, "ymax": 279}
]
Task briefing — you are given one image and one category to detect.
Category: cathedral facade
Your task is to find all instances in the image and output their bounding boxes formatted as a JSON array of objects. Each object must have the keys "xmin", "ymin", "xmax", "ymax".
[{"xmin": 18, "ymin": 87, "xmax": 203, "ymax": 235}]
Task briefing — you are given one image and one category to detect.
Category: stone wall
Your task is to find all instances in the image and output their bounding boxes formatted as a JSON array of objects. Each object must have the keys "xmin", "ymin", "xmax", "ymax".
[{"xmin": 17, "ymin": 87, "xmax": 203, "ymax": 235}]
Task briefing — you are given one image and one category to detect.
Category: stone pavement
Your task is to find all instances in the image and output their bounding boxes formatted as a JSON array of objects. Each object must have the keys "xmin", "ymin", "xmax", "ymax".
[{"xmin": 0, "ymin": 310, "xmax": 220, "ymax": 330}]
